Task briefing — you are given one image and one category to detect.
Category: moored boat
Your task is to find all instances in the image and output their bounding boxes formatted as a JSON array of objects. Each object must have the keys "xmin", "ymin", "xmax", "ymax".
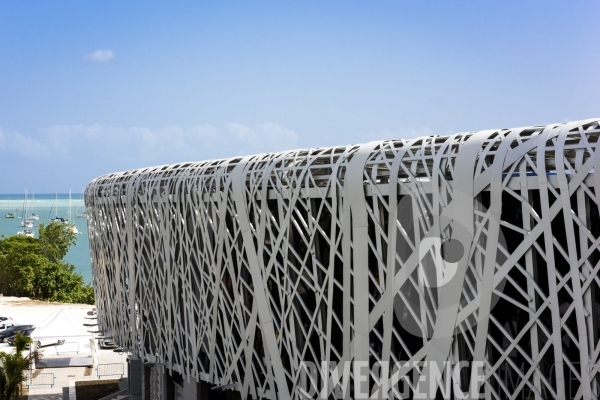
[
  {"xmin": 5, "ymin": 198, "xmax": 15, "ymax": 218},
  {"xmin": 19, "ymin": 190, "xmax": 34, "ymax": 229},
  {"xmin": 49, "ymin": 193, "xmax": 69, "ymax": 224},
  {"xmin": 75, "ymin": 190, "xmax": 86, "ymax": 218},
  {"xmin": 17, "ymin": 229, "xmax": 35, "ymax": 238},
  {"xmin": 28, "ymin": 193, "xmax": 39, "ymax": 220}
]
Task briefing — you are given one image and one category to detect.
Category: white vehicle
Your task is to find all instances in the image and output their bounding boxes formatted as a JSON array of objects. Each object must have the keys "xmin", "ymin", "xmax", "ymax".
[{"xmin": 0, "ymin": 318, "xmax": 16, "ymax": 332}]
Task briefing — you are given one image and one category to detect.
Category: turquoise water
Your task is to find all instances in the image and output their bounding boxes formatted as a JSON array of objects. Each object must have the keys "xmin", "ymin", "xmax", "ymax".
[{"xmin": 0, "ymin": 193, "xmax": 92, "ymax": 284}]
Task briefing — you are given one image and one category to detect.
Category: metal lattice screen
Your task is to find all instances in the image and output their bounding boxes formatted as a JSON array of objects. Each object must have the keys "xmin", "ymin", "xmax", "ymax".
[{"xmin": 86, "ymin": 119, "xmax": 600, "ymax": 400}]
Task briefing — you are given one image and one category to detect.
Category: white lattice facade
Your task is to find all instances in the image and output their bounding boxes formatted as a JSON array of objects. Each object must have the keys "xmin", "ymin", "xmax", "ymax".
[{"xmin": 86, "ymin": 119, "xmax": 600, "ymax": 400}]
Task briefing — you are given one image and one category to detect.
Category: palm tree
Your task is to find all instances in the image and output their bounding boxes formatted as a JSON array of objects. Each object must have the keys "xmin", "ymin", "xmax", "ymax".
[{"xmin": 0, "ymin": 333, "xmax": 43, "ymax": 400}]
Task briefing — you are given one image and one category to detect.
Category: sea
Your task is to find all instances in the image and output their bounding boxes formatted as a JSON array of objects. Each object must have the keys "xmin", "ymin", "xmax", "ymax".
[{"xmin": 0, "ymin": 193, "xmax": 92, "ymax": 284}]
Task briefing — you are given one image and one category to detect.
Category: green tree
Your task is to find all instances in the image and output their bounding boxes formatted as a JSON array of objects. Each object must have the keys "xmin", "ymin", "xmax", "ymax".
[
  {"xmin": 0, "ymin": 332, "xmax": 43, "ymax": 400},
  {"xmin": 0, "ymin": 236, "xmax": 40, "ymax": 297},
  {"xmin": 0, "ymin": 224, "xmax": 94, "ymax": 304},
  {"xmin": 38, "ymin": 222, "xmax": 77, "ymax": 262}
]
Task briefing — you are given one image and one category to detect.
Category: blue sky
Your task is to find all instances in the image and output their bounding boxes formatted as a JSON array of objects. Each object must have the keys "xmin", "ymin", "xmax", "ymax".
[{"xmin": 1, "ymin": 1, "xmax": 599, "ymax": 193}]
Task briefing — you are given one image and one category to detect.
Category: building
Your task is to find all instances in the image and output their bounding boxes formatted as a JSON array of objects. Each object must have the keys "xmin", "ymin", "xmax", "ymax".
[{"xmin": 86, "ymin": 119, "xmax": 600, "ymax": 400}]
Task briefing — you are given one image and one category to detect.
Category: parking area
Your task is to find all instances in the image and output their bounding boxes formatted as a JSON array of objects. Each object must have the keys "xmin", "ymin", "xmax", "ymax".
[{"xmin": 0, "ymin": 296, "xmax": 128, "ymax": 399}]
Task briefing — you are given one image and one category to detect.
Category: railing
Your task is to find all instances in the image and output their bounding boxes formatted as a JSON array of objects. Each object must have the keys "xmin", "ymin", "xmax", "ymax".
[
  {"xmin": 55, "ymin": 341, "xmax": 80, "ymax": 355},
  {"xmin": 97, "ymin": 362, "xmax": 125, "ymax": 378},
  {"xmin": 26, "ymin": 373, "xmax": 55, "ymax": 388}
]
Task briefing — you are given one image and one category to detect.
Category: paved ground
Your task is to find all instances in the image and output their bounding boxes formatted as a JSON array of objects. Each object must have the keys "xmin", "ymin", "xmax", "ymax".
[
  {"xmin": 24, "ymin": 348, "xmax": 128, "ymax": 399},
  {"xmin": 0, "ymin": 296, "xmax": 91, "ymax": 325},
  {"xmin": 28, "ymin": 392, "xmax": 66, "ymax": 400},
  {"xmin": 0, "ymin": 296, "xmax": 128, "ymax": 399}
]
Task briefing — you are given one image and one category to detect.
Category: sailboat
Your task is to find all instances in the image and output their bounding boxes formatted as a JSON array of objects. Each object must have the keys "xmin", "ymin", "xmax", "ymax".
[
  {"xmin": 49, "ymin": 194, "xmax": 69, "ymax": 224},
  {"xmin": 5, "ymin": 198, "xmax": 15, "ymax": 218},
  {"xmin": 67, "ymin": 189, "xmax": 80, "ymax": 234},
  {"xmin": 28, "ymin": 192, "xmax": 39, "ymax": 220},
  {"xmin": 20, "ymin": 190, "xmax": 33, "ymax": 228},
  {"xmin": 17, "ymin": 190, "xmax": 35, "ymax": 237},
  {"xmin": 75, "ymin": 190, "xmax": 86, "ymax": 218}
]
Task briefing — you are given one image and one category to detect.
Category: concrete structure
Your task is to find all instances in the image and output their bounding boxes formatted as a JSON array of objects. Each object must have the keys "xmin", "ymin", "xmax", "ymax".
[{"xmin": 86, "ymin": 119, "xmax": 600, "ymax": 399}]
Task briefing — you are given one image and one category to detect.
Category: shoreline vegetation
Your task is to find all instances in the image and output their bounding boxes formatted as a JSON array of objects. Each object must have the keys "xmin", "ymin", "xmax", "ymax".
[{"xmin": 0, "ymin": 222, "xmax": 94, "ymax": 305}]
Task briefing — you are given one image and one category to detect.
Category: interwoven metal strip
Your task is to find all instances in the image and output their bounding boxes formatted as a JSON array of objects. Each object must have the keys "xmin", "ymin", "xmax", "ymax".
[{"xmin": 86, "ymin": 119, "xmax": 600, "ymax": 400}]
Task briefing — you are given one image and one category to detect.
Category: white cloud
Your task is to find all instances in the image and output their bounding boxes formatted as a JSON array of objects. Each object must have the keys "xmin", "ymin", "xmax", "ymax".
[
  {"xmin": 0, "ymin": 127, "xmax": 54, "ymax": 159},
  {"xmin": 0, "ymin": 122, "xmax": 299, "ymax": 168},
  {"xmin": 83, "ymin": 49, "xmax": 115, "ymax": 63},
  {"xmin": 224, "ymin": 122, "xmax": 298, "ymax": 153},
  {"xmin": 10, "ymin": 131, "xmax": 55, "ymax": 158}
]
